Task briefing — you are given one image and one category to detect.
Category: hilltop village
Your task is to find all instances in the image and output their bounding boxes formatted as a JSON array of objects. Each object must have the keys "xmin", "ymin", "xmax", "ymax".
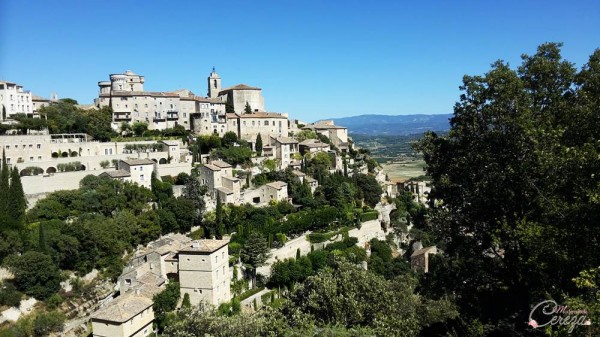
[{"xmin": 0, "ymin": 70, "xmax": 433, "ymax": 337}]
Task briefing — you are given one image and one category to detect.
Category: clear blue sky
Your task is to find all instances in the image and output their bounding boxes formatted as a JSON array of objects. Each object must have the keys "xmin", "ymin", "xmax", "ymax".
[{"xmin": 1, "ymin": 1, "xmax": 599, "ymax": 122}]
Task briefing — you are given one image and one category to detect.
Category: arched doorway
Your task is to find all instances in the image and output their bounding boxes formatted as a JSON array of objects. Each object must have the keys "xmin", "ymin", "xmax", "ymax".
[{"xmin": 159, "ymin": 158, "xmax": 167, "ymax": 164}]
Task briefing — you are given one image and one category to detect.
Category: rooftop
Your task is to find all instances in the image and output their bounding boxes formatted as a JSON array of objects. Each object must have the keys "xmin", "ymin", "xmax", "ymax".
[
  {"xmin": 101, "ymin": 170, "xmax": 131, "ymax": 178},
  {"xmin": 266, "ymin": 181, "xmax": 287, "ymax": 189},
  {"xmin": 411, "ymin": 246, "xmax": 437, "ymax": 258},
  {"xmin": 219, "ymin": 84, "xmax": 262, "ymax": 92},
  {"xmin": 179, "ymin": 239, "xmax": 229, "ymax": 253},
  {"xmin": 292, "ymin": 170, "xmax": 306, "ymax": 177},
  {"xmin": 211, "ymin": 160, "xmax": 232, "ymax": 168},
  {"xmin": 121, "ymin": 158, "xmax": 155, "ymax": 166},
  {"xmin": 202, "ymin": 164, "xmax": 221, "ymax": 171},
  {"xmin": 160, "ymin": 140, "xmax": 180, "ymax": 146},
  {"xmin": 273, "ymin": 136, "xmax": 298, "ymax": 144},
  {"xmin": 216, "ymin": 186, "xmax": 234, "ymax": 195},
  {"xmin": 237, "ymin": 112, "xmax": 287, "ymax": 119},
  {"xmin": 91, "ymin": 293, "xmax": 153, "ymax": 323},
  {"xmin": 299, "ymin": 139, "xmax": 329, "ymax": 148}
]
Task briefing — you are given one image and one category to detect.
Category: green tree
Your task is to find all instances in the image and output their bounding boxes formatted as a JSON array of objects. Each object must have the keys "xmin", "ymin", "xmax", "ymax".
[
  {"xmin": 153, "ymin": 282, "xmax": 180, "ymax": 332},
  {"xmin": 0, "ymin": 150, "xmax": 9, "ymax": 230},
  {"xmin": 241, "ymin": 232, "xmax": 269, "ymax": 288},
  {"xmin": 416, "ymin": 43, "xmax": 600, "ymax": 335},
  {"xmin": 222, "ymin": 131, "xmax": 238, "ymax": 147},
  {"xmin": 32, "ymin": 311, "xmax": 65, "ymax": 337},
  {"xmin": 7, "ymin": 167, "xmax": 25, "ymax": 229},
  {"xmin": 181, "ymin": 292, "xmax": 191, "ymax": 309},
  {"xmin": 352, "ymin": 174, "xmax": 382, "ymax": 207},
  {"xmin": 283, "ymin": 261, "xmax": 457, "ymax": 336},
  {"xmin": 255, "ymin": 133, "xmax": 263, "ymax": 156},
  {"xmin": 132, "ymin": 121, "xmax": 149, "ymax": 137},
  {"xmin": 244, "ymin": 101, "xmax": 252, "ymax": 114},
  {"xmin": 225, "ymin": 96, "xmax": 235, "ymax": 114},
  {"xmin": 4, "ymin": 251, "xmax": 62, "ymax": 300}
]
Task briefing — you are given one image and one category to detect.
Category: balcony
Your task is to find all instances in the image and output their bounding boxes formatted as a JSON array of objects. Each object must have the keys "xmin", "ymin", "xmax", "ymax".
[
  {"xmin": 114, "ymin": 114, "xmax": 131, "ymax": 121},
  {"xmin": 166, "ymin": 109, "xmax": 179, "ymax": 120}
]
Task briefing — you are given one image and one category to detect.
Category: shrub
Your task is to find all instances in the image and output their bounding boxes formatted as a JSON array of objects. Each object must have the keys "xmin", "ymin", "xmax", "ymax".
[
  {"xmin": 99, "ymin": 160, "xmax": 110, "ymax": 169},
  {"xmin": 360, "ymin": 211, "xmax": 379, "ymax": 222},
  {"xmin": 32, "ymin": 311, "xmax": 65, "ymax": 336},
  {"xmin": 0, "ymin": 282, "xmax": 23, "ymax": 307}
]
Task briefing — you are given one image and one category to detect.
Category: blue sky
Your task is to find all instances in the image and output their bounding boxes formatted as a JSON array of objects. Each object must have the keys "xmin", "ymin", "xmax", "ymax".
[{"xmin": 1, "ymin": 1, "xmax": 599, "ymax": 122}]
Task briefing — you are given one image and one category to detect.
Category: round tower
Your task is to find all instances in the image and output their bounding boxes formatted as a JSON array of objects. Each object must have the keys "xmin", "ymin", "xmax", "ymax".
[{"xmin": 207, "ymin": 67, "xmax": 221, "ymax": 99}]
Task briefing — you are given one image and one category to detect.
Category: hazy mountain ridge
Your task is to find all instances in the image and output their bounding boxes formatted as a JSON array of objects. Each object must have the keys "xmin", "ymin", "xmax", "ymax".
[{"xmin": 325, "ymin": 114, "xmax": 452, "ymax": 135}]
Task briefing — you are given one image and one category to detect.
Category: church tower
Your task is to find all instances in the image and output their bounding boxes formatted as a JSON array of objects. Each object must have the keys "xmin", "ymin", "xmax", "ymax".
[{"xmin": 207, "ymin": 67, "xmax": 221, "ymax": 99}]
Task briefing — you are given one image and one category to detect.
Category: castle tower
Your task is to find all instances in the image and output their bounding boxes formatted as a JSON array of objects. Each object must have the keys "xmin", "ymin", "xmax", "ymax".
[{"xmin": 207, "ymin": 67, "xmax": 221, "ymax": 99}]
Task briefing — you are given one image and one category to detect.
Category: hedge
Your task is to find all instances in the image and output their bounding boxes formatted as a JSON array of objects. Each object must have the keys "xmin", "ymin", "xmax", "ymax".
[{"xmin": 360, "ymin": 211, "xmax": 379, "ymax": 222}]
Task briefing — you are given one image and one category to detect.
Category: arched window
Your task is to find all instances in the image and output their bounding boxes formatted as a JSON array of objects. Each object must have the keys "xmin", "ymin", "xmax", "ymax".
[{"xmin": 213, "ymin": 79, "xmax": 217, "ymax": 89}]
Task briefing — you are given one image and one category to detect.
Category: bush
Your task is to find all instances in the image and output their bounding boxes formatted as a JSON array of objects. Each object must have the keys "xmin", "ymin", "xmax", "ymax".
[
  {"xmin": 20, "ymin": 166, "xmax": 44, "ymax": 176},
  {"xmin": 99, "ymin": 160, "xmax": 110, "ymax": 169},
  {"xmin": 45, "ymin": 293, "xmax": 63, "ymax": 309},
  {"xmin": 0, "ymin": 282, "xmax": 22, "ymax": 307},
  {"xmin": 32, "ymin": 311, "xmax": 65, "ymax": 336},
  {"xmin": 360, "ymin": 211, "xmax": 379, "ymax": 222},
  {"xmin": 57, "ymin": 161, "xmax": 83, "ymax": 172}
]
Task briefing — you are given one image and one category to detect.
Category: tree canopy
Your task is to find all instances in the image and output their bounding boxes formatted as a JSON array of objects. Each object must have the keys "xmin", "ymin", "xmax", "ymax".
[{"xmin": 416, "ymin": 43, "xmax": 600, "ymax": 335}]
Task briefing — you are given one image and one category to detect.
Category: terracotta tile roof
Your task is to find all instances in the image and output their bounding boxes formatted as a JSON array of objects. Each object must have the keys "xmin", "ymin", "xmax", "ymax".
[
  {"xmin": 225, "ymin": 113, "xmax": 239, "ymax": 119},
  {"xmin": 179, "ymin": 239, "xmax": 229, "ymax": 253}
]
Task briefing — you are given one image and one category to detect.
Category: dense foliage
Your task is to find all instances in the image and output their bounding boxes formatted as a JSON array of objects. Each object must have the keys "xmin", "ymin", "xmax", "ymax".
[{"xmin": 416, "ymin": 43, "xmax": 600, "ymax": 336}]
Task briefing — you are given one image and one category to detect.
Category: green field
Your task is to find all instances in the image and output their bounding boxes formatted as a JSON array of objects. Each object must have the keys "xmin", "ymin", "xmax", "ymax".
[{"xmin": 381, "ymin": 159, "xmax": 427, "ymax": 181}]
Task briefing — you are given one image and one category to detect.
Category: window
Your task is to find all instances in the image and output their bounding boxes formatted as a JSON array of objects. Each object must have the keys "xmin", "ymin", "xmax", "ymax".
[
  {"xmin": 4, "ymin": 145, "xmax": 8, "ymax": 150},
  {"xmin": 6, "ymin": 158, "xmax": 10, "ymax": 164},
  {"xmin": 264, "ymin": 121, "xmax": 269, "ymax": 126},
  {"xmin": 252, "ymin": 121, "xmax": 255, "ymax": 126},
  {"xmin": 38, "ymin": 156, "xmax": 41, "ymax": 160},
  {"xmin": 37, "ymin": 144, "xmax": 41, "ymax": 149},
  {"xmin": 29, "ymin": 156, "xmax": 33, "ymax": 161},
  {"xmin": 145, "ymin": 104, "xmax": 148, "ymax": 108}
]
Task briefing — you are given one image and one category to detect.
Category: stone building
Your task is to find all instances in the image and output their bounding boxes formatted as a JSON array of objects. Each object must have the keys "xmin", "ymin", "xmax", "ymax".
[
  {"xmin": 0, "ymin": 81, "xmax": 33, "ymax": 121},
  {"xmin": 303, "ymin": 121, "xmax": 349, "ymax": 151},
  {"xmin": 178, "ymin": 239, "xmax": 231, "ymax": 306},
  {"xmin": 410, "ymin": 246, "xmax": 438, "ymax": 273},
  {"xmin": 269, "ymin": 136, "xmax": 299, "ymax": 169},
  {"xmin": 92, "ymin": 235, "xmax": 231, "ymax": 337},
  {"xmin": 91, "ymin": 292, "xmax": 155, "ymax": 337},
  {"xmin": 197, "ymin": 160, "xmax": 241, "ymax": 204}
]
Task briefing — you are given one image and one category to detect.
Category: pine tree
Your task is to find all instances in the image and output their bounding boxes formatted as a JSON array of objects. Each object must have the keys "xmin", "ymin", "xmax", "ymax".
[
  {"xmin": 8, "ymin": 167, "xmax": 26, "ymax": 229},
  {"xmin": 0, "ymin": 150, "xmax": 9, "ymax": 231},
  {"xmin": 255, "ymin": 134, "xmax": 263, "ymax": 156},
  {"xmin": 244, "ymin": 102, "xmax": 252, "ymax": 114},
  {"xmin": 181, "ymin": 293, "xmax": 191, "ymax": 309}
]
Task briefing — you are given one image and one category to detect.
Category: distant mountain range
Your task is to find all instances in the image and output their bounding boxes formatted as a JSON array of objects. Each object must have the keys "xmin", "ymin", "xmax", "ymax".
[{"xmin": 325, "ymin": 114, "xmax": 452, "ymax": 136}]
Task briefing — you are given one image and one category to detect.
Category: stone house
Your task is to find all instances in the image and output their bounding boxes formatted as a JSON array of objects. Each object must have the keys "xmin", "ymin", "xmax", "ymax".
[{"xmin": 410, "ymin": 246, "xmax": 438, "ymax": 273}]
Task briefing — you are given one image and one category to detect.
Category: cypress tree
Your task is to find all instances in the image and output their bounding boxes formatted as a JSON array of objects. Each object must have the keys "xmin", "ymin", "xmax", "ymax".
[
  {"xmin": 8, "ymin": 167, "xmax": 26, "ymax": 229},
  {"xmin": 255, "ymin": 134, "xmax": 263, "ymax": 156},
  {"xmin": 244, "ymin": 102, "xmax": 252, "ymax": 114},
  {"xmin": 0, "ymin": 151, "xmax": 11, "ymax": 230}
]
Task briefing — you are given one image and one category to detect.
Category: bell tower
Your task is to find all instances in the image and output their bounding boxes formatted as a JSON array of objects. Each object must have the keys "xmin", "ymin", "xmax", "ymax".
[{"xmin": 207, "ymin": 67, "xmax": 221, "ymax": 99}]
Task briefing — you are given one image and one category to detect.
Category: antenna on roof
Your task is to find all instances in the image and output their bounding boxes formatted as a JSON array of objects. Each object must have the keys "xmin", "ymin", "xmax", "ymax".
[{"xmin": 212, "ymin": 66, "xmax": 215, "ymax": 73}]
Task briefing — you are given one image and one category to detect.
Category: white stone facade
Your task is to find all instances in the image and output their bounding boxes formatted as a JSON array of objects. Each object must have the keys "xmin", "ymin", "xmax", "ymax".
[{"xmin": 0, "ymin": 81, "xmax": 33, "ymax": 121}]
